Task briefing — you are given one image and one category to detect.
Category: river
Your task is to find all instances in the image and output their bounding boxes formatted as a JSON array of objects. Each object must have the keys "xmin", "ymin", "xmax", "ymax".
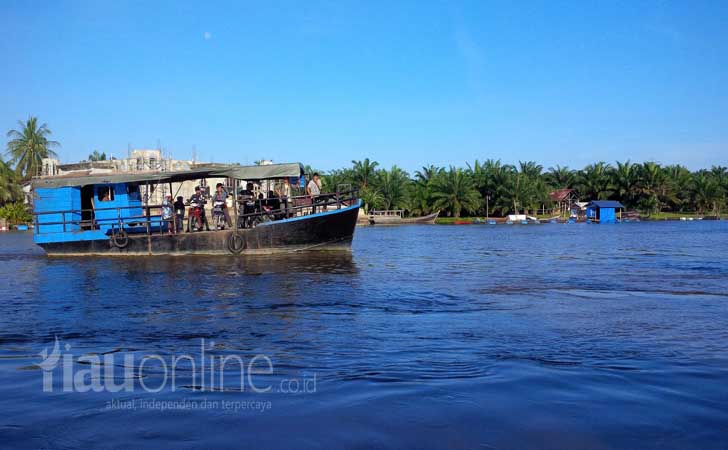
[{"xmin": 0, "ymin": 222, "xmax": 727, "ymax": 449}]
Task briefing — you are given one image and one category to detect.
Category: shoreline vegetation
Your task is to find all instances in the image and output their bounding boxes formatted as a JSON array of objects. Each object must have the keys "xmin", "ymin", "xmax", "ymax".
[
  {"xmin": 2, "ymin": 117, "xmax": 727, "ymax": 226},
  {"xmin": 315, "ymin": 158, "xmax": 727, "ymax": 220}
]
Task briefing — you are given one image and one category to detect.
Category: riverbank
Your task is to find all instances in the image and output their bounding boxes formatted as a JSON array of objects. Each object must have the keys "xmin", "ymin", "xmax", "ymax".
[{"xmin": 435, "ymin": 213, "xmax": 722, "ymax": 225}]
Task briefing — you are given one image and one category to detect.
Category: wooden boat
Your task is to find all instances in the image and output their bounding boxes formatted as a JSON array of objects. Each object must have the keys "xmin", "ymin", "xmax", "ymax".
[
  {"xmin": 368, "ymin": 210, "xmax": 439, "ymax": 225},
  {"xmin": 31, "ymin": 163, "xmax": 360, "ymax": 256}
]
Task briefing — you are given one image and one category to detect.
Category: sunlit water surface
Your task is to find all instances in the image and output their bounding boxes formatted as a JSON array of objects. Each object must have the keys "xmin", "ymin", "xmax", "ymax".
[{"xmin": 1, "ymin": 222, "xmax": 727, "ymax": 449}]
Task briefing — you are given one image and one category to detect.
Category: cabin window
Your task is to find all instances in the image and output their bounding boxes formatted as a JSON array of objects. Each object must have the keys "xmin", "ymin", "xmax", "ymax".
[
  {"xmin": 127, "ymin": 184, "xmax": 141, "ymax": 201},
  {"xmin": 97, "ymin": 186, "xmax": 114, "ymax": 202}
]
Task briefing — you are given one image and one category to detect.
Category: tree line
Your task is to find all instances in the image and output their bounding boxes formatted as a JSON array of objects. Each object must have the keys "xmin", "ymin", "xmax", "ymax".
[{"xmin": 316, "ymin": 159, "xmax": 728, "ymax": 218}]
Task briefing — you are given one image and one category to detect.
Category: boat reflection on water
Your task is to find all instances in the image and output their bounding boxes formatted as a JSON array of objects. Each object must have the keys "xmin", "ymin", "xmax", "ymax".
[{"xmin": 115, "ymin": 251, "xmax": 359, "ymax": 277}]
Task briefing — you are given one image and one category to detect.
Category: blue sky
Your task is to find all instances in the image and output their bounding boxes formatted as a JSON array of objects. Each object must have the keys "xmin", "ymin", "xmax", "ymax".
[{"xmin": 2, "ymin": 0, "xmax": 727, "ymax": 172}]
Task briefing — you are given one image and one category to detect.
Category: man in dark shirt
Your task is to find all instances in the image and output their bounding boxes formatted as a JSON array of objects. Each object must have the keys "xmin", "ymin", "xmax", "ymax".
[{"xmin": 173, "ymin": 196, "xmax": 185, "ymax": 233}]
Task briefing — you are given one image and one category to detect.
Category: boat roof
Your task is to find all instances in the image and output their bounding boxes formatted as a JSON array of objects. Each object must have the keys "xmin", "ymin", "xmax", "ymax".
[
  {"xmin": 587, "ymin": 200, "xmax": 625, "ymax": 209},
  {"xmin": 32, "ymin": 163, "xmax": 305, "ymax": 189},
  {"xmin": 218, "ymin": 163, "xmax": 304, "ymax": 181}
]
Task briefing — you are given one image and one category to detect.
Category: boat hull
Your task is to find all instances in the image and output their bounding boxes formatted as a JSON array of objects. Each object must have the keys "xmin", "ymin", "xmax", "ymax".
[
  {"xmin": 38, "ymin": 203, "xmax": 360, "ymax": 256},
  {"xmin": 369, "ymin": 211, "xmax": 439, "ymax": 225}
]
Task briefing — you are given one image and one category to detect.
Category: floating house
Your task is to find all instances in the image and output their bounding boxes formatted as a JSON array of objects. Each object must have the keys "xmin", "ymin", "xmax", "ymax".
[{"xmin": 586, "ymin": 200, "xmax": 624, "ymax": 224}]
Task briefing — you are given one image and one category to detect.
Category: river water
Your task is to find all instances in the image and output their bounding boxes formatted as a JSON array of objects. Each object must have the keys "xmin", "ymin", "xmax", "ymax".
[{"xmin": 0, "ymin": 222, "xmax": 727, "ymax": 449}]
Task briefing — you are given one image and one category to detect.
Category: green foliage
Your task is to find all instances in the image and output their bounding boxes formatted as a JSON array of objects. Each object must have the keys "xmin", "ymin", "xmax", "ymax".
[
  {"xmin": 375, "ymin": 166, "xmax": 409, "ymax": 210},
  {"xmin": 0, "ymin": 157, "xmax": 22, "ymax": 205},
  {"xmin": 312, "ymin": 158, "xmax": 727, "ymax": 218},
  {"xmin": 88, "ymin": 150, "xmax": 106, "ymax": 161},
  {"xmin": 0, "ymin": 202, "xmax": 31, "ymax": 225},
  {"xmin": 6, "ymin": 117, "xmax": 59, "ymax": 179},
  {"xmin": 351, "ymin": 158, "xmax": 379, "ymax": 188},
  {"xmin": 430, "ymin": 167, "xmax": 481, "ymax": 217}
]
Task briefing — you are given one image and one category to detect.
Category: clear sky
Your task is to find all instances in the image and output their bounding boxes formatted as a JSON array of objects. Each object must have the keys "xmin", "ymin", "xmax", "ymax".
[{"xmin": 2, "ymin": 0, "xmax": 727, "ymax": 172}]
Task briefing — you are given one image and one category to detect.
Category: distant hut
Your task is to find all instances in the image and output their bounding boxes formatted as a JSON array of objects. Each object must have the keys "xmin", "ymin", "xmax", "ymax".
[
  {"xmin": 548, "ymin": 189, "xmax": 578, "ymax": 217},
  {"xmin": 586, "ymin": 200, "xmax": 624, "ymax": 224}
]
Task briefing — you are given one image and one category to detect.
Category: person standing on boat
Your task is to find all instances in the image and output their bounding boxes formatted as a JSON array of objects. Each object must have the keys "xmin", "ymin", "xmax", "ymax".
[
  {"xmin": 307, "ymin": 173, "xmax": 326, "ymax": 212},
  {"xmin": 161, "ymin": 194, "xmax": 174, "ymax": 234},
  {"xmin": 174, "ymin": 196, "xmax": 185, "ymax": 233},
  {"xmin": 276, "ymin": 178, "xmax": 292, "ymax": 217},
  {"xmin": 212, "ymin": 183, "xmax": 232, "ymax": 228},
  {"xmin": 306, "ymin": 173, "xmax": 321, "ymax": 197}
]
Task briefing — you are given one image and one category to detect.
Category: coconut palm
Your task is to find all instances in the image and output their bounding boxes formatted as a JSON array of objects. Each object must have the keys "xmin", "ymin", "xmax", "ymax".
[
  {"xmin": 430, "ymin": 167, "xmax": 481, "ymax": 217},
  {"xmin": 351, "ymin": 158, "xmax": 379, "ymax": 188},
  {"xmin": 6, "ymin": 117, "xmax": 59, "ymax": 179}
]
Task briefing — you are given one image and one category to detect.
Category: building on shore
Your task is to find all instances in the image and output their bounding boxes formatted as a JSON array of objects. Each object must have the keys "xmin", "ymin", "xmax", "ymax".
[
  {"xmin": 548, "ymin": 188, "xmax": 578, "ymax": 217},
  {"xmin": 586, "ymin": 200, "xmax": 624, "ymax": 224}
]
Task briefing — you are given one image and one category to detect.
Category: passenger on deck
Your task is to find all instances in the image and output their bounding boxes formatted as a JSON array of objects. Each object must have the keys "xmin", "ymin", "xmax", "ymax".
[
  {"xmin": 237, "ymin": 183, "xmax": 256, "ymax": 228},
  {"xmin": 211, "ymin": 183, "xmax": 232, "ymax": 228},
  {"xmin": 275, "ymin": 178, "xmax": 292, "ymax": 217},
  {"xmin": 189, "ymin": 186, "xmax": 210, "ymax": 231},
  {"xmin": 306, "ymin": 173, "xmax": 321, "ymax": 197},
  {"xmin": 307, "ymin": 173, "xmax": 326, "ymax": 211},
  {"xmin": 161, "ymin": 194, "xmax": 174, "ymax": 234},
  {"xmin": 174, "ymin": 196, "xmax": 185, "ymax": 233}
]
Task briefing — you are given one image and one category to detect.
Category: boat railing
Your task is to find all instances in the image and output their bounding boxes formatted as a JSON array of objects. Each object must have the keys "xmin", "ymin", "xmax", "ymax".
[
  {"xmin": 369, "ymin": 209, "xmax": 404, "ymax": 218},
  {"xmin": 33, "ymin": 188, "xmax": 359, "ymax": 236}
]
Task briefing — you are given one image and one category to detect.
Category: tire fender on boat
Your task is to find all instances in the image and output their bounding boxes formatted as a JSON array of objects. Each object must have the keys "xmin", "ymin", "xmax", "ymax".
[
  {"xmin": 111, "ymin": 230, "xmax": 129, "ymax": 249},
  {"xmin": 227, "ymin": 233, "xmax": 245, "ymax": 254}
]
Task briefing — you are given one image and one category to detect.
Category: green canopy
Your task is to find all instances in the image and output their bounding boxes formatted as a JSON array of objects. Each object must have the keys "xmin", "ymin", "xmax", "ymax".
[{"xmin": 216, "ymin": 163, "xmax": 304, "ymax": 180}]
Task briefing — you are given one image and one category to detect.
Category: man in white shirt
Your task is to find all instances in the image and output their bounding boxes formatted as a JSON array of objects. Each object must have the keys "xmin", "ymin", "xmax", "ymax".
[
  {"xmin": 306, "ymin": 173, "xmax": 321, "ymax": 197},
  {"xmin": 306, "ymin": 173, "xmax": 324, "ymax": 212}
]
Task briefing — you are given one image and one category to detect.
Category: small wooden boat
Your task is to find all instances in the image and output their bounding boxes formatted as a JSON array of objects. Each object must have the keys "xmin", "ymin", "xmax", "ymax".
[{"xmin": 368, "ymin": 210, "xmax": 439, "ymax": 225}]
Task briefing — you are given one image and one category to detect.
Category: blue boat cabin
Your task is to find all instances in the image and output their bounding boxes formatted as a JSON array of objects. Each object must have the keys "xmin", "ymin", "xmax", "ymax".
[
  {"xmin": 586, "ymin": 200, "xmax": 624, "ymax": 224},
  {"xmin": 34, "ymin": 182, "xmax": 153, "ymax": 244}
]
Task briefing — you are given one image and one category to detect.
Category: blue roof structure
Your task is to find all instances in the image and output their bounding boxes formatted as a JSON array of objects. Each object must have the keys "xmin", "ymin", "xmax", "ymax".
[{"xmin": 587, "ymin": 200, "xmax": 624, "ymax": 209}]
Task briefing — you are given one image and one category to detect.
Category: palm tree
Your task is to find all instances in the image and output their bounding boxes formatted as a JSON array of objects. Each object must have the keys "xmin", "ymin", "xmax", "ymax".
[
  {"xmin": 351, "ymin": 158, "xmax": 379, "ymax": 188},
  {"xmin": 359, "ymin": 185, "xmax": 384, "ymax": 213},
  {"xmin": 635, "ymin": 162, "xmax": 668, "ymax": 214},
  {"xmin": 664, "ymin": 164, "xmax": 692, "ymax": 212},
  {"xmin": 408, "ymin": 165, "xmax": 442, "ymax": 215},
  {"xmin": 545, "ymin": 165, "xmax": 574, "ymax": 188},
  {"xmin": 0, "ymin": 157, "xmax": 21, "ymax": 205},
  {"xmin": 611, "ymin": 160, "xmax": 636, "ymax": 207},
  {"xmin": 576, "ymin": 162, "xmax": 613, "ymax": 200},
  {"xmin": 430, "ymin": 167, "xmax": 481, "ymax": 217},
  {"xmin": 692, "ymin": 173, "xmax": 723, "ymax": 215},
  {"xmin": 375, "ymin": 166, "xmax": 409, "ymax": 210},
  {"xmin": 6, "ymin": 117, "xmax": 60, "ymax": 179}
]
